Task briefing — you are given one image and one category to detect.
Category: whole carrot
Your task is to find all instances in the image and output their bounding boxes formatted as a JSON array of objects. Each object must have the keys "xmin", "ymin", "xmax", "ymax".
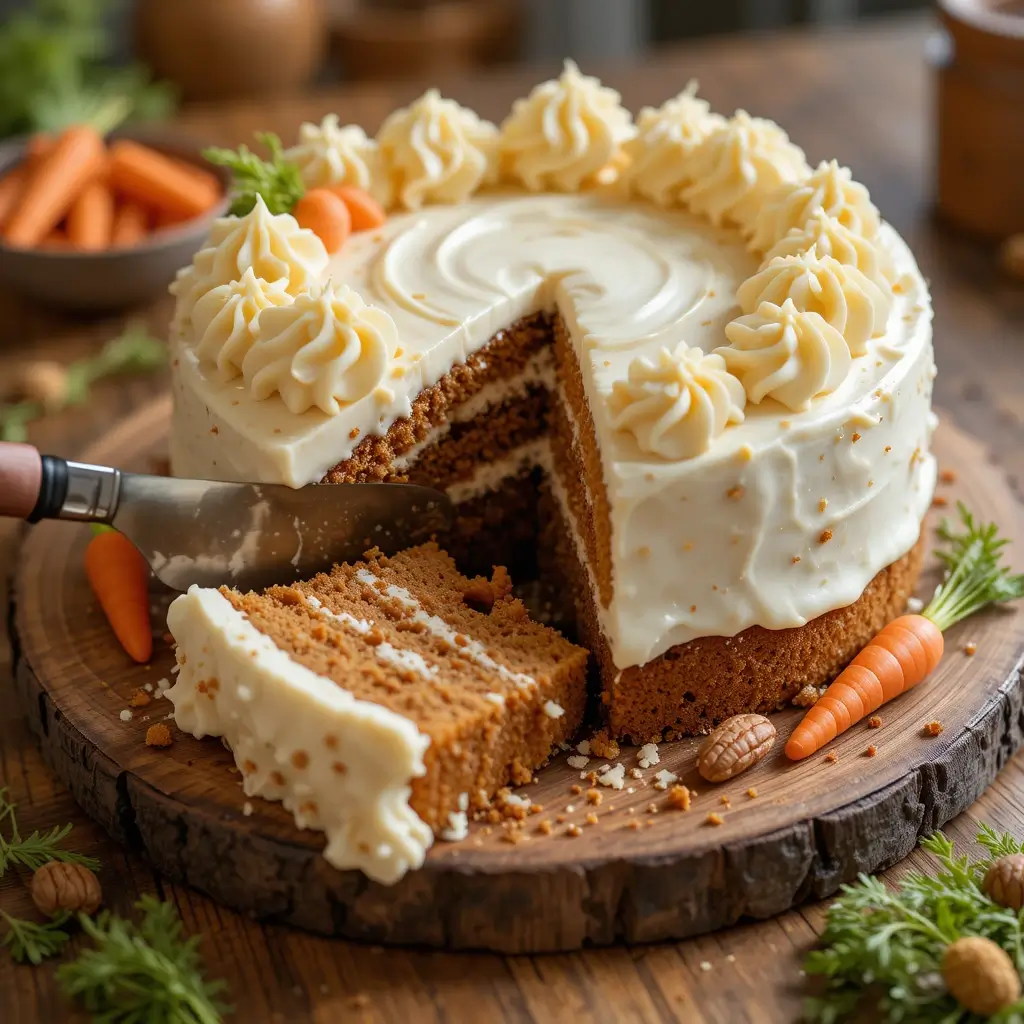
[
  {"xmin": 785, "ymin": 504, "xmax": 1024, "ymax": 760},
  {"xmin": 67, "ymin": 180, "xmax": 115, "ymax": 251},
  {"xmin": 293, "ymin": 188, "xmax": 351, "ymax": 253},
  {"xmin": 3, "ymin": 126, "xmax": 105, "ymax": 248},
  {"xmin": 84, "ymin": 525, "xmax": 152, "ymax": 664},
  {"xmin": 0, "ymin": 134, "xmax": 55, "ymax": 231},
  {"xmin": 108, "ymin": 139, "xmax": 219, "ymax": 221},
  {"xmin": 328, "ymin": 185, "xmax": 387, "ymax": 232},
  {"xmin": 110, "ymin": 201, "xmax": 149, "ymax": 247}
]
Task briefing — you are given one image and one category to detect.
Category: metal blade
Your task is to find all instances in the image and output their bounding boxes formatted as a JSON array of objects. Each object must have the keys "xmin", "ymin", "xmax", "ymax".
[{"xmin": 111, "ymin": 473, "xmax": 454, "ymax": 593}]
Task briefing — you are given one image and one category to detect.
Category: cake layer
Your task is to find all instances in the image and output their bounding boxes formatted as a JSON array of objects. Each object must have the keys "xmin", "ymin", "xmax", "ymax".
[
  {"xmin": 544, "ymin": 484, "xmax": 926, "ymax": 741},
  {"xmin": 166, "ymin": 544, "xmax": 587, "ymax": 881}
]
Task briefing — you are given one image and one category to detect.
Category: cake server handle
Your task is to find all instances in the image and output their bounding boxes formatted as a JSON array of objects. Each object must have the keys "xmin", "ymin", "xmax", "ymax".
[{"xmin": 0, "ymin": 442, "xmax": 120, "ymax": 523}]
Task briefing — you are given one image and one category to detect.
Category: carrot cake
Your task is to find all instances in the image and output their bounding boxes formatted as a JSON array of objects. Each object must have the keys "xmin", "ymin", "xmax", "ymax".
[
  {"xmin": 166, "ymin": 543, "xmax": 588, "ymax": 882},
  {"xmin": 168, "ymin": 63, "xmax": 936, "ymax": 745}
]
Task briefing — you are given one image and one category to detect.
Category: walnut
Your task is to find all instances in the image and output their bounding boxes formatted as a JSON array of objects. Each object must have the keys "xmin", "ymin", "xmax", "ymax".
[
  {"xmin": 31, "ymin": 861, "xmax": 102, "ymax": 916},
  {"xmin": 984, "ymin": 854, "xmax": 1024, "ymax": 910},
  {"xmin": 697, "ymin": 714, "xmax": 776, "ymax": 783},
  {"xmin": 16, "ymin": 360, "xmax": 68, "ymax": 411},
  {"xmin": 941, "ymin": 936, "xmax": 1021, "ymax": 1016}
]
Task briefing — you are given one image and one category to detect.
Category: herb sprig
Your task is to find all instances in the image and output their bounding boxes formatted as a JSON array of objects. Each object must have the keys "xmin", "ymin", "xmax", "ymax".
[
  {"xmin": 203, "ymin": 132, "xmax": 305, "ymax": 217},
  {"xmin": 924, "ymin": 504, "xmax": 1024, "ymax": 631},
  {"xmin": 1, "ymin": 910, "xmax": 72, "ymax": 965},
  {"xmin": 0, "ymin": 321, "xmax": 166, "ymax": 442},
  {"xmin": 0, "ymin": 788, "xmax": 99, "ymax": 875},
  {"xmin": 805, "ymin": 827, "xmax": 1024, "ymax": 1023}
]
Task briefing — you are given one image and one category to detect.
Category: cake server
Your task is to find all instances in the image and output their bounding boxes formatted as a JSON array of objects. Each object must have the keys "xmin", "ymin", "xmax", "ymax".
[{"xmin": 0, "ymin": 442, "xmax": 455, "ymax": 592}]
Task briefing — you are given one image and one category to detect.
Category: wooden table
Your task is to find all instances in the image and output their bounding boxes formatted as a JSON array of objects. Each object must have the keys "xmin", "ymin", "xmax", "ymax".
[{"xmin": 4, "ymin": 13, "xmax": 1023, "ymax": 1022}]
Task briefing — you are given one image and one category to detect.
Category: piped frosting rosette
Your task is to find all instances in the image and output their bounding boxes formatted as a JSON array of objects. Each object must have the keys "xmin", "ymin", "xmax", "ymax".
[
  {"xmin": 171, "ymin": 196, "xmax": 328, "ymax": 334},
  {"xmin": 621, "ymin": 83, "xmax": 725, "ymax": 206},
  {"xmin": 285, "ymin": 114, "xmax": 387, "ymax": 204},
  {"xmin": 681, "ymin": 110, "xmax": 810, "ymax": 235},
  {"xmin": 499, "ymin": 60, "xmax": 635, "ymax": 192},
  {"xmin": 716, "ymin": 298, "xmax": 851, "ymax": 411},
  {"xmin": 377, "ymin": 90, "xmax": 498, "ymax": 210},
  {"xmin": 737, "ymin": 251, "xmax": 891, "ymax": 357},
  {"xmin": 242, "ymin": 282, "xmax": 396, "ymax": 416},
  {"xmin": 609, "ymin": 343, "xmax": 746, "ymax": 461}
]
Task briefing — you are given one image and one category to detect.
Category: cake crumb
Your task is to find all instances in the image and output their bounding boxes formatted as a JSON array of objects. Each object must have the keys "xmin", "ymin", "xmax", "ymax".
[
  {"xmin": 570, "ymin": 784, "xmax": 582, "ymax": 796},
  {"xmin": 699, "ymin": 961, "xmax": 713, "ymax": 972},
  {"xmin": 536, "ymin": 819, "xmax": 553, "ymax": 835},
  {"xmin": 705, "ymin": 812, "xmax": 724, "ymax": 827},
  {"xmin": 819, "ymin": 529, "xmax": 833, "ymax": 544},
  {"xmin": 627, "ymin": 819, "xmax": 642, "ymax": 831},
  {"xmin": 865, "ymin": 745, "xmax": 877, "ymax": 758},
  {"xmin": 585, "ymin": 812, "xmax": 599, "ymax": 826},
  {"xmin": 964, "ymin": 641, "xmax": 977, "ymax": 656},
  {"xmin": 719, "ymin": 795, "xmax": 731, "ymax": 808},
  {"xmin": 868, "ymin": 715, "xmax": 882, "ymax": 729},
  {"xmin": 746, "ymin": 787, "xmax": 758, "ymax": 799},
  {"xmin": 598, "ymin": 764, "xmax": 626, "ymax": 790},
  {"xmin": 629, "ymin": 767, "xmax": 643, "ymax": 779},
  {"xmin": 932, "ymin": 495, "xmax": 948, "ymax": 508},
  {"xmin": 589, "ymin": 730, "xmax": 620, "ymax": 759},
  {"xmin": 923, "ymin": 720, "xmax": 944, "ymax": 737},
  {"xmin": 667, "ymin": 785, "xmax": 691, "ymax": 811},
  {"xmin": 791, "ymin": 555, "xmax": 801, "ymax": 564},
  {"xmin": 576, "ymin": 739, "xmax": 591, "ymax": 755},
  {"xmin": 242, "ymin": 802, "xmax": 253, "ymax": 817},
  {"xmin": 565, "ymin": 823, "xmax": 582, "ymax": 838},
  {"xmin": 818, "ymin": 498, "xmax": 828, "ymax": 513},
  {"xmin": 792, "ymin": 684, "xmax": 821, "ymax": 708},
  {"xmin": 824, "ymin": 750, "xmax": 838, "ymax": 764},
  {"xmin": 128, "ymin": 688, "xmax": 151, "ymax": 708},
  {"xmin": 119, "ymin": 709, "xmax": 133, "ymax": 722},
  {"xmin": 637, "ymin": 742, "xmax": 660, "ymax": 769},
  {"xmin": 653, "ymin": 769, "xmax": 679, "ymax": 791},
  {"xmin": 939, "ymin": 468, "xmax": 957, "ymax": 483},
  {"xmin": 145, "ymin": 723, "xmax": 173, "ymax": 748},
  {"xmin": 726, "ymin": 485, "xmax": 745, "ymax": 501},
  {"xmin": 851, "ymin": 432, "xmax": 861, "ymax": 443},
  {"xmin": 567, "ymin": 754, "xmax": 590, "ymax": 770},
  {"xmin": 586, "ymin": 788, "xmax": 602, "ymax": 806}
]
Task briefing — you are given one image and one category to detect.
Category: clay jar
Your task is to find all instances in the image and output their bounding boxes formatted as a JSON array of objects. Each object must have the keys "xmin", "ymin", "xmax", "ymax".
[
  {"xmin": 135, "ymin": 0, "xmax": 324, "ymax": 103},
  {"xmin": 935, "ymin": 0, "xmax": 1024, "ymax": 238}
]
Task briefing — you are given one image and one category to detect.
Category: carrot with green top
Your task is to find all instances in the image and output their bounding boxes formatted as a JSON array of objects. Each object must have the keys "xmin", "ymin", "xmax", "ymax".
[
  {"xmin": 84, "ymin": 525, "xmax": 152, "ymax": 664},
  {"xmin": 785, "ymin": 503, "xmax": 1024, "ymax": 760}
]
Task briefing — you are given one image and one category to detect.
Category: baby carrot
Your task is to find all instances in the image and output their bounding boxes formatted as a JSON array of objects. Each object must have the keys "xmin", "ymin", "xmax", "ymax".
[
  {"xmin": 0, "ymin": 134, "xmax": 55, "ymax": 232},
  {"xmin": 108, "ymin": 139, "xmax": 219, "ymax": 220},
  {"xmin": 111, "ymin": 200, "xmax": 149, "ymax": 247},
  {"xmin": 38, "ymin": 229, "xmax": 71, "ymax": 251},
  {"xmin": 3, "ymin": 125, "xmax": 105, "ymax": 248},
  {"xmin": 785, "ymin": 503, "xmax": 1024, "ymax": 761},
  {"xmin": 67, "ymin": 180, "xmax": 115, "ymax": 251},
  {"xmin": 294, "ymin": 187, "xmax": 351, "ymax": 253},
  {"xmin": 84, "ymin": 526, "xmax": 152, "ymax": 664},
  {"xmin": 328, "ymin": 185, "xmax": 387, "ymax": 232}
]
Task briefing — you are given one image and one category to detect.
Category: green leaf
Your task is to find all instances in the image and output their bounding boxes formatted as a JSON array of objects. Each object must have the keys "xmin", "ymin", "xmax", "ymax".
[
  {"xmin": 2, "ymin": 911, "xmax": 72, "ymax": 965},
  {"xmin": 204, "ymin": 131, "xmax": 305, "ymax": 216}
]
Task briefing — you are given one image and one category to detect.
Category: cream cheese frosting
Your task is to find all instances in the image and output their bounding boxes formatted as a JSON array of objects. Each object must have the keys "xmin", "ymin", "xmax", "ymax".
[
  {"xmin": 165, "ymin": 586, "xmax": 432, "ymax": 884},
  {"xmin": 285, "ymin": 115, "xmax": 386, "ymax": 205}
]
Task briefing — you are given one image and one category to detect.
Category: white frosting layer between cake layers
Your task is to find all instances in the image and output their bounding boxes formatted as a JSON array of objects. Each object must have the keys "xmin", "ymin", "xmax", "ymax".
[
  {"xmin": 170, "ymin": 191, "xmax": 935, "ymax": 670},
  {"xmin": 165, "ymin": 587, "xmax": 432, "ymax": 883}
]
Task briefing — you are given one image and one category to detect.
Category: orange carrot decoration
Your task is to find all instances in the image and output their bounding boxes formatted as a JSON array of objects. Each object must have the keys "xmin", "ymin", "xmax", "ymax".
[
  {"xmin": 108, "ymin": 139, "xmax": 219, "ymax": 221},
  {"xmin": 328, "ymin": 185, "xmax": 387, "ymax": 232},
  {"xmin": 3, "ymin": 126, "xmax": 105, "ymax": 248},
  {"xmin": 786, "ymin": 504, "xmax": 1024, "ymax": 760},
  {"xmin": 84, "ymin": 525, "xmax": 152, "ymax": 664},
  {"xmin": 67, "ymin": 180, "xmax": 115, "ymax": 251},
  {"xmin": 293, "ymin": 188, "xmax": 351, "ymax": 253}
]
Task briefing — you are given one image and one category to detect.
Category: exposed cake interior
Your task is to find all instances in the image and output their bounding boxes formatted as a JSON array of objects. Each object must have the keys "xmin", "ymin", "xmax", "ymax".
[{"xmin": 166, "ymin": 544, "xmax": 588, "ymax": 883}]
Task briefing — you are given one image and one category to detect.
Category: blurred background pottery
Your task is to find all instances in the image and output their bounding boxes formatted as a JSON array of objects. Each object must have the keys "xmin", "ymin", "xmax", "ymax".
[
  {"xmin": 0, "ymin": 130, "xmax": 230, "ymax": 312},
  {"xmin": 134, "ymin": 0, "xmax": 326, "ymax": 103}
]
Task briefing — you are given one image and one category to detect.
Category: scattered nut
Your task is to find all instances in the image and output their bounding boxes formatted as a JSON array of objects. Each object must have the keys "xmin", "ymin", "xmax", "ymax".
[
  {"xmin": 31, "ymin": 861, "xmax": 102, "ymax": 916},
  {"xmin": 16, "ymin": 360, "xmax": 69, "ymax": 412},
  {"xmin": 666, "ymin": 784, "xmax": 691, "ymax": 811},
  {"xmin": 942, "ymin": 936, "xmax": 1020, "ymax": 1016},
  {"xmin": 697, "ymin": 713, "xmax": 776, "ymax": 783},
  {"xmin": 984, "ymin": 854, "xmax": 1024, "ymax": 910}
]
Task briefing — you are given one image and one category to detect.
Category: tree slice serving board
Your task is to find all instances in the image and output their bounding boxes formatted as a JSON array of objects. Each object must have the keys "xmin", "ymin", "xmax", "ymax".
[{"xmin": 10, "ymin": 397, "xmax": 1024, "ymax": 954}]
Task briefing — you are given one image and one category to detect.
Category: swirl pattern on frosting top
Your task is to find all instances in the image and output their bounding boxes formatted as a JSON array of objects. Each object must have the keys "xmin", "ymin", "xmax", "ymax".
[
  {"xmin": 377, "ymin": 89, "xmax": 498, "ymax": 211},
  {"xmin": 242, "ymin": 283, "xmax": 395, "ymax": 415},
  {"xmin": 681, "ymin": 110, "xmax": 810, "ymax": 235},
  {"xmin": 192, "ymin": 268, "xmax": 294, "ymax": 380},
  {"xmin": 609, "ymin": 343, "xmax": 746, "ymax": 461},
  {"xmin": 737, "ymin": 251, "xmax": 892, "ymax": 356},
  {"xmin": 621, "ymin": 82, "xmax": 725, "ymax": 206},
  {"xmin": 170, "ymin": 196, "xmax": 328, "ymax": 333},
  {"xmin": 718, "ymin": 297, "xmax": 851, "ymax": 411},
  {"xmin": 285, "ymin": 115, "xmax": 386, "ymax": 203},
  {"xmin": 748, "ymin": 159, "xmax": 881, "ymax": 253},
  {"xmin": 498, "ymin": 60, "xmax": 635, "ymax": 192}
]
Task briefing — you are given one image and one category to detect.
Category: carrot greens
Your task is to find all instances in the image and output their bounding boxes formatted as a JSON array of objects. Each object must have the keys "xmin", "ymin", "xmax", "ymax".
[{"xmin": 203, "ymin": 132, "xmax": 304, "ymax": 217}]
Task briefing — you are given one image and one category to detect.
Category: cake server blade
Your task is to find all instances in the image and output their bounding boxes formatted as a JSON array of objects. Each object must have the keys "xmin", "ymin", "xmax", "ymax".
[{"xmin": 0, "ymin": 442, "xmax": 455, "ymax": 592}]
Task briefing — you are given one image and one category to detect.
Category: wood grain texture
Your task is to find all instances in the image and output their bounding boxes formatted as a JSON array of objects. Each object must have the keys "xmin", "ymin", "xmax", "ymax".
[
  {"xmin": 5, "ymin": 13, "xmax": 1024, "ymax": 1020},
  {"xmin": 10, "ymin": 400, "xmax": 1024, "ymax": 953}
]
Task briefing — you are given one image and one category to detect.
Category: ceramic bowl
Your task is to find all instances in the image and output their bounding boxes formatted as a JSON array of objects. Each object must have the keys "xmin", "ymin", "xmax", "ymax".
[{"xmin": 0, "ymin": 128, "xmax": 231, "ymax": 311}]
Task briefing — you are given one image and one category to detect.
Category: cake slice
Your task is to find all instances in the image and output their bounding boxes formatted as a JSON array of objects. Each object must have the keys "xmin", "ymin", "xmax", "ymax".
[{"xmin": 166, "ymin": 543, "xmax": 588, "ymax": 883}]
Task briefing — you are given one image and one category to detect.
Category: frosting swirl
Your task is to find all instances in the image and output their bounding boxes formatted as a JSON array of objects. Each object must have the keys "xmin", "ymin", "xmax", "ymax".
[
  {"xmin": 609, "ymin": 343, "xmax": 745, "ymax": 461},
  {"xmin": 748, "ymin": 159, "xmax": 881, "ymax": 253},
  {"xmin": 192, "ymin": 268, "xmax": 293, "ymax": 380},
  {"xmin": 681, "ymin": 111, "xmax": 810, "ymax": 235},
  {"xmin": 284, "ymin": 115, "xmax": 388, "ymax": 205},
  {"xmin": 242, "ymin": 283, "xmax": 394, "ymax": 415},
  {"xmin": 761, "ymin": 209, "xmax": 893, "ymax": 285},
  {"xmin": 717, "ymin": 298, "xmax": 851, "ymax": 411},
  {"xmin": 171, "ymin": 196, "xmax": 328, "ymax": 333},
  {"xmin": 621, "ymin": 82, "xmax": 725, "ymax": 206},
  {"xmin": 737, "ymin": 251, "xmax": 892, "ymax": 356},
  {"xmin": 498, "ymin": 60, "xmax": 635, "ymax": 192},
  {"xmin": 377, "ymin": 89, "xmax": 498, "ymax": 211}
]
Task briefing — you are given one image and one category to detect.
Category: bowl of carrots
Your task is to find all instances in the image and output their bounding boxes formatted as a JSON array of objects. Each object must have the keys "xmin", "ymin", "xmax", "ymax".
[{"xmin": 0, "ymin": 123, "xmax": 230, "ymax": 311}]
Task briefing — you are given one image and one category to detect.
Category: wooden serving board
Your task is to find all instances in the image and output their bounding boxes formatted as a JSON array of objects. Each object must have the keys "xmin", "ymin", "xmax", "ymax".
[{"xmin": 10, "ymin": 397, "xmax": 1024, "ymax": 954}]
